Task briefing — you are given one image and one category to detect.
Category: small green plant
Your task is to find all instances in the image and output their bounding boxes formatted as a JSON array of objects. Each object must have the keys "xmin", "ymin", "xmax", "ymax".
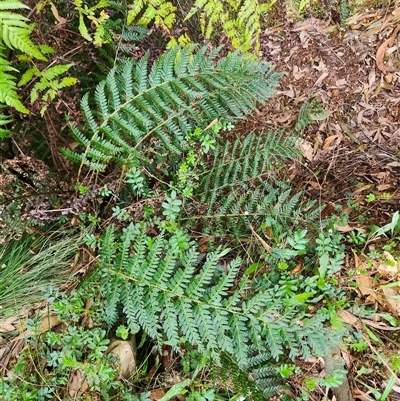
[
  {"xmin": 0, "ymin": 110, "xmax": 13, "ymax": 138},
  {"xmin": 347, "ymin": 230, "xmax": 367, "ymax": 247},
  {"xmin": 0, "ymin": 290, "xmax": 126, "ymax": 401},
  {"xmin": 295, "ymin": 97, "xmax": 331, "ymax": 132},
  {"xmin": 127, "ymin": 0, "xmax": 176, "ymax": 30},
  {"xmin": 18, "ymin": 62, "xmax": 77, "ymax": 116},
  {"xmin": 362, "ymin": 210, "xmax": 400, "ymax": 251},
  {"xmin": 73, "ymin": 0, "xmax": 110, "ymax": 46}
]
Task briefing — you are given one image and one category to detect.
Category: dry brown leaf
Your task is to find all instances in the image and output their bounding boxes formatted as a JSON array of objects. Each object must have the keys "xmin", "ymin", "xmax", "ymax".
[
  {"xmin": 377, "ymin": 184, "xmax": 392, "ymax": 191},
  {"xmin": 249, "ymin": 225, "xmax": 272, "ymax": 253},
  {"xmin": 376, "ymin": 251, "xmax": 398, "ymax": 277},
  {"xmin": 334, "ymin": 224, "xmax": 355, "ymax": 233},
  {"xmin": 11, "ymin": 314, "xmax": 61, "ymax": 342},
  {"xmin": 322, "ymin": 134, "xmax": 340, "ymax": 150},
  {"xmin": 50, "ymin": 2, "xmax": 67, "ymax": 25},
  {"xmin": 0, "ymin": 316, "xmax": 18, "ymax": 333},
  {"xmin": 68, "ymin": 369, "xmax": 89, "ymax": 397},
  {"xmin": 150, "ymin": 389, "xmax": 165, "ymax": 401},
  {"xmin": 355, "ymin": 275, "xmax": 375, "ymax": 296},
  {"xmin": 375, "ymin": 25, "xmax": 400, "ymax": 73},
  {"xmin": 337, "ymin": 310, "xmax": 362, "ymax": 329},
  {"xmin": 352, "ymin": 249, "xmax": 360, "ymax": 270},
  {"xmin": 368, "ymin": 69, "xmax": 376, "ymax": 89},
  {"xmin": 382, "ymin": 287, "xmax": 400, "ymax": 317},
  {"xmin": 298, "ymin": 140, "xmax": 314, "ymax": 161},
  {"xmin": 336, "ymin": 78, "xmax": 347, "ymax": 86},
  {"xmin": 384, "ymin": 73, "xmax": 393, "ymax": 83},
  {"xmin": 353, "ymin": 184, "xmax": 375, "ymax": 194},
  {"xmin": 305, "ymin": 181, "xmax": 321, "ymax": 190},
  {"xmin": 361, "ymin": 318, "xmax": 400, "ymax": 330},
  {"xmin": 314, "ymin": 72, "xmax": 329, "ymax": 87},
  {"xmin": 41, "ymin": 314, "xmax": 61, "ymax": 332},
  {"xmin": 387, "ymin": 161, "xmax": 400, "ymax": 168},
  {"xmin": 292, "ymin": 65, "xmax": 308, "ymax": 80}
]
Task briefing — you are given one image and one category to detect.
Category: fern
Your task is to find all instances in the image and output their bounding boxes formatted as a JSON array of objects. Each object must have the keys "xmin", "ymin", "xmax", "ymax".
[
  {"xmin": 17, "ymin": 63, "xmax": 77, "ymax": 116},
  {"xmin": 0, "ymin": 0, "xmax": 46, "ymax": 113},
  {"xmin": 295, "ymin": 97, "xmax": 331, "ymax": 132},
  {"xmin": 0, "ymin": 108, "xmax": 12, "ymax": 137},
  {"xmin": 185, "ymin": 0, "xmax": 277, "ymax": 51},
  {"xmin": 62, "ymin": 44, "xmax": 282, "ymax": 172},
  {"xmin": 94, "ymin": 223, "xmax": 333, "ymax": 364},
  {"xmin": 127, "ymin": 0, "xmax": 176, "ymax": 29},
  {"xmin": 214, "ymin": 351, "xmax": 291, "ymax": 401},
  {"xmin": 97, "ymin": 22, "xmax": 148, "ymax": 71},
  {"xmin": 183, "ymin": 132, "xmax": 319, "ymax": 240},
  {"xmin": 73, "ymin": 0, "xmax": 110, "ymax": 46},
  {"xmin": 0, "ymin": 0, "xmax": 45, "ymax": 60}
]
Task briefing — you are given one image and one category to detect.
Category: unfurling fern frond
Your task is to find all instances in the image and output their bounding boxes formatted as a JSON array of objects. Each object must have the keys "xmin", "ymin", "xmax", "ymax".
[
  {"xmin": 62, "ymin": 44, "xmax": 282, "ymax": 172},
  {"xmin": 94, "ymin": 224, "xmax": 332, "ymax": 364}
]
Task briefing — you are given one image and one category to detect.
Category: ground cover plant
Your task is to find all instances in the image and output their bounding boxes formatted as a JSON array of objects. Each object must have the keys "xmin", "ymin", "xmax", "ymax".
[{"xmin": 1, "ymin": 0, "xmax": 400, "ymax": 400}]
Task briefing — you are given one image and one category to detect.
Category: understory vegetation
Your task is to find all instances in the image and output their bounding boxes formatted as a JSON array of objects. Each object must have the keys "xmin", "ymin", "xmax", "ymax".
[{"xmin": 0, "ymin": 0, "xmax": 399, "ymax": 400}]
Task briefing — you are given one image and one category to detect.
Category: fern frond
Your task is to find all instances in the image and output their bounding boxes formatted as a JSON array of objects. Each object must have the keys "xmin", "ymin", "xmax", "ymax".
[
  {"xmin": 62, "ymin": 44, "xmax": 281, "ymax": 172},
  {"xmin": 0, "ymin": 109, "xmax": 12, "ymax": 138},
  {"xmin": 0, "ymin": 49, "xmax": 28, "ymax": 113},
  {"xmin": 185, "ymin": 0, "xmax": 276, "ymax": 52},
  {"xmin": 0, "ymin": 5, "xmax": 45, "ymax": 60},
  {"xmin": 184, "ymin": 131, "xmax": 317, "ymax": 240},
  {"xmin": 215, "ymin": 352, "xmax": 287, "ymax": 401},
  {"xmin": 94, "ymin": 225, "xmax": 334, "ymax": 365},
  {"xmin": 0, "ymin": 1, "xmax": 47, "ymax": 112},
  {"xmin": 127, "ymin": 0, "xmax": 176, "ymax": 29}
]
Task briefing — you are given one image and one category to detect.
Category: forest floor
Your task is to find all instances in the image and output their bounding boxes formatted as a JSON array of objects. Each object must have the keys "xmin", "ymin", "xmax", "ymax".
[
  {"xmin": 240, "ymin": 6, "xmax": 400, "ymax": 400},
  {"xmin": 1, "ymin": 2, "xmax": 400, "ymax": 400}
]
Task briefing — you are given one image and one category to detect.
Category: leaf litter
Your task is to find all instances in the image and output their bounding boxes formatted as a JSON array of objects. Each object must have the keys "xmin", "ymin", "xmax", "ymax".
[{"xmin": 232, "ymin": 2, "xmax": 400, "ymax": 399}]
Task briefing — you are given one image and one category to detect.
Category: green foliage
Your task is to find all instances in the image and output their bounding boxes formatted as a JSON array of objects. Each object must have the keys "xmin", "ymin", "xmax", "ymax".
[
  {"xmin": 0, "ymin": 0, "xmax": 47, "ymax": 112},
  {"xmin": 214, "ymin": 352, "xmax": 290, "ymax": 400},
  {"xmin": 18, "ymin": 63, "xmax": 77, "ymax": 116},
  {"xmin": 0, "ymin": 0, "xmax": 45, "ymax": 60},
  {"xmin": 94, "ymin": 223, "xmax": 333, "ymax": 365},
  {"xmin": 0, "ymin": 0, "xmax": 78, "ymax": 115},
  {"xmin": 0, "ymin": 109, "xmax": 12, "ymax": 137},
  {"xmin": 98, "ymin": 22, "xmax": 148, "ymax": 69},
  {"xmin": 0, "ymin": 227, "xmax": 85, "ymax": 320},
  {"xmin": 185, "ymin": 0, "xmax": 277, "ymax": 51},
  {"xmin": 0, "ymin": 289, "xmax": 133, "ymax": 401},
  {"xmin": 127, "ymin": 0, "xmax": 176, "ymax": 29},
  {"xmin": 295, "ymin": 97, "xmax": 331, "ymax": 132},
  {"xmin": 126, "ymin": 0, "xmax": 277, "ymax": 52},
  {"xmin": 62, "ymin": 44, "xmax": 281, "ymax": 172},
  {"xmin": 188, "ymin": 134, "xmax": 318, "ymax": 239},
  {"xmin": 73, "ymin": 0, "xmax": 110, "ymax": 46}
]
